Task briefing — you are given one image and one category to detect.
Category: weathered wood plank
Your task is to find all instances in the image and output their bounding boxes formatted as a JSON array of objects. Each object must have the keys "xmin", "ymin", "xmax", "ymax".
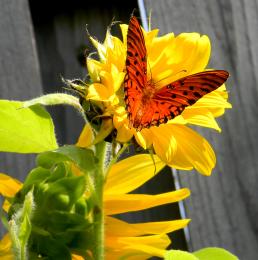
[
  {"xmin": 144, "ymin": 0, "xmax": 258, "ymax": 259},
  {"xmin": 0, "ymin": 0, "xmax": 43, "ymax": 236},
  {"xmin": 0, "ymin": 0, "xmax": 42, "ymax": 179}
]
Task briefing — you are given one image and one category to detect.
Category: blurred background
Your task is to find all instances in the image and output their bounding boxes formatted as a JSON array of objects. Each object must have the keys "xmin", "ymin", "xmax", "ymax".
[{"xmin": 0, "ymin": 0, "xmax": 258, "ymax": 259}]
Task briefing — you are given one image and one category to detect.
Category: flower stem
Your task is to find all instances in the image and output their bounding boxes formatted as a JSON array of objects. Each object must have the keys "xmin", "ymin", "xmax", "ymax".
[
  {"xmin": 104, "ymin": 142, "xmax": 129, "ymax": 180},
  {"xmin": 93, "ymin": 141, "xmax": 107, "ymax": 260}
]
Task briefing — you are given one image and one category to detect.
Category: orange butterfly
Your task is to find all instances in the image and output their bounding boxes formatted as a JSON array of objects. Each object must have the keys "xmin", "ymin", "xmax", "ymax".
[{"xmin": 124, "ymin": 16, "xmax": 229, "ymax": 131}]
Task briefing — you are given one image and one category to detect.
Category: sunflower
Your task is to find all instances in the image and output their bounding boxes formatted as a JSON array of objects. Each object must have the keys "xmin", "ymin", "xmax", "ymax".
[
  {"xmin": 0, "ymin": 155, "xmax": 190, "ymax": 259},
  {"xmin": 86, "ymin": 22, "xmax": 231, "ymax": 176}
]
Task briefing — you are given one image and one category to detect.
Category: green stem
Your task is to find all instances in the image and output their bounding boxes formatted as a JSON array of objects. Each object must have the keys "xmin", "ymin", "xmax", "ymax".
[
  {"xmin": 104, "ymin": 143, "xmax": 129, "ymax": 180},
  {"xmin": 93, "ymin": 141, "xmax": 107, "ymax": 260},
  {"xmin": 92, "ymin": 142, "xmax": 128, "ymax": 259}
]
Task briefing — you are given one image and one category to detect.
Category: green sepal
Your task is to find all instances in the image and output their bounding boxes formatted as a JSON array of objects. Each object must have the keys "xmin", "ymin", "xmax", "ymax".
[
  {"xmin": 23, "ymin": 167, "xmax": 51, "ymax": 188},
  {"xmin": 29, "ymin": 235, "xmax": 71, "ymax": 260},
  {"xmin": 43, "ymin": 175, "xmax": 86, "ymax": 211},
  {"xmin": 75, "ymin": 197, "xmax": 88, "ymax": 216},
  {"xmin": 45, "ymin": 211, "xmax": 89, "ymax": 233}
]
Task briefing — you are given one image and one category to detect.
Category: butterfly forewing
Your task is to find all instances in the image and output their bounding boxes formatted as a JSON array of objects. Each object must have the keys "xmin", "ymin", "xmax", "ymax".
[{"xmin": 124, "ymin": 16, "xmax": 147, "ymax": 125}]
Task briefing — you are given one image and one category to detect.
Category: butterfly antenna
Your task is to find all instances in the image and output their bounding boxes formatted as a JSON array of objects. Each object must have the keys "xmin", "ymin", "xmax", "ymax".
[
  {"xmin": 148, "ymin": 59, "xmax": 153, "ymax": 81},
  {"xmin": 148, "ymin": 9, "xmax": 152, "ymax": 31},
  {"xmin": 131, "ymin": 8, "xmax": 138, "ymax": 18},
  {"xmin": 85, "ymin": 24, "xmax": 91, "ymax": 39},
  {"xmin": 110, "ymin": 17, "xmax": 121, "ymax": 29},
  {"xmin": 153, "ymin": 69, "xmax": 188, "ymax": 85}
]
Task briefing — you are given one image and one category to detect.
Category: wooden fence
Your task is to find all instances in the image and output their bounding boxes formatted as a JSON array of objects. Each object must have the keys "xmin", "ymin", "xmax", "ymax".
[{"xmin": 144, "ymin": 0, "xmax": 258, "ymax": 259}]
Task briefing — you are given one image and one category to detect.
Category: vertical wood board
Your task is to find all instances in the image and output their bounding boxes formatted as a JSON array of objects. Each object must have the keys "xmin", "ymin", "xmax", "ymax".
[{"xmin": 143, "ymin": 0, "xmax": 258, "ymax": 259}]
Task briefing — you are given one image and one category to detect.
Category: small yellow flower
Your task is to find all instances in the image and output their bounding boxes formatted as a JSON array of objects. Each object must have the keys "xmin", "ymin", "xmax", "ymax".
[
  {"xmin": 86, "ymin": 22, "xmax": 231, "ymax": 176},
  {"xmin": 0, "ymin": 155, "xmax": 190, "ymax": 259}
]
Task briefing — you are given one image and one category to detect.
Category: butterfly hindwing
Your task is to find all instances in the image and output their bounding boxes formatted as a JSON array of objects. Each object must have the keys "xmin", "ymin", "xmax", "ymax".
[{"xmin": 150, "ymin": 70, "xmax": 229, "ymax": 123}]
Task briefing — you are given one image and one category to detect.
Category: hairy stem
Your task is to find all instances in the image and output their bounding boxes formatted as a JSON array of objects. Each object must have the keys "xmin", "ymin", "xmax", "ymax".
[{"xmin": 93, "ymin": 141, "xmax": 107, "ymax": 260}]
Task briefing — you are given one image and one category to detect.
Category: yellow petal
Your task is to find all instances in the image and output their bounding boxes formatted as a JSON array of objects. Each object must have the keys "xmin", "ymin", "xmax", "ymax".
[
  {"xmin": 104, "ymin": 188, "xmax": 190, "ymax": 215},
  {"xmin": 143, "ymin": 28, "xmax": 159, "ymax": 48},
  {"xmin": 0, "ymin": 234, "xmax": 13, "ymax": 260},
  {"xmin": 76, "ymin": 124, "xmax": 94, "ymax": 148},
  {"xmin": 87, "ymin": 83, "xmax": 111, "ymax": 101},
  {"xmin": 190, "ymin": 85, "xmax": 232, "ymax": 112},
  {"xmin": 113, "ymin": 113, "xmax": 134, "ymax": 143},
  {"xmin": 169, "ymin": 115, "xmax": 187, "ymax": 125},
  {"xmin": 120, "ymin": 24, "xmax": 128, "ymax": 45},
  {"xmin": 150, "ymin": 126, "xmax": 178, "ymax": 164},
  {"xmin": 148, "ymin": 32, "xmax": 175, "ymax": 63},
  {"xmin": 0, "ymin": 173, "xmax": 21, "ymax": 197},
  {"xmin": 108, "ymin": 37, "xmax": 126, "ymax": 72},
  {"xmin": 134, "ymin": 129, "xmax": 154, "ymax": 149},
  {"xmin": 106, "ymin": 234, "xmax": 169, "ymax": 259},
  {"xmin": 115, "ymin": 123, "xmax": 133, "ymax": 142},
  {"xmin": 151, "ymin": 33, "xmax": 211, "ymax": 87},
  {"xmin": 103, "ymin": 30, "xmax": 113, "ymax": 50},
  {"xmin": 90, "ymin": 36, "xmax": 107, "ymax": 62},
  {"xmin": 72, "ymin": 254, "xmax": 84, "ymax": 260},
  {"xmin": 105, "ymin": 154, "xmax": 165, "ymax": 195},
  {"xmin": 174, "ymin": 33, "xmax": 210, "ymax": 74},
  {"xmin": 105, "ymin": 216, "xmax": 190, "ymax": 237},
  {"xmin": 2, "ymin": 200, "xmax": 11, "ymax": 212},
  {"xmin": 93, "ymin": 118, "xmax": 113, "ymax": 145},
  {"xmin": 182, "ymin": 108, "xmax": 221, "ymax": 132},
  {"xmin": 87, "ymin": 58, "xmax": 105, "ymax": 82},
  {"xmin": 109, "ymin": 64, "xmax": 125, "ymax": 92},
  {"xmin": 168, "ymin": 125, "xmax": 215, "ymax": 175}
]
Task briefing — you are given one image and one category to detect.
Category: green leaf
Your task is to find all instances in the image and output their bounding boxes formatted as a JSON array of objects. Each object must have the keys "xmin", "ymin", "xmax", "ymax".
[
  {"xmin": 37, "ymin": 145, "xmax": 97, "ymax": 173},
  {"xmin": 9, "ymin": 190, "xmax": 34, "ymax": 260},
  {"xmin": 164, "ymin": 250, "xmax": 199, "ymax": 260},
  {"xmin": 193, "ymin": 247, "xmax": 239, "ymax": 260},
  {"xmin": 0, "ymin": 100, "xmax": 58, "ymax": 153},
  {"xmin": 46, "ymin": 211, "xmax": 89, "ymax": 233}
]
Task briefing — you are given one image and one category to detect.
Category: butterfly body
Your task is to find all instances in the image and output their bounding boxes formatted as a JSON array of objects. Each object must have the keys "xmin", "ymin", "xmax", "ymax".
[{"xmin": 124, "ymin": 16, "xmax": 229, "ymax": 131}]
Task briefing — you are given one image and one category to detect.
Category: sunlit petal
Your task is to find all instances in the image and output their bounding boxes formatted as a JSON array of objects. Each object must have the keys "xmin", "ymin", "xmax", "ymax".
[
  {"xmin": 150, "ymin": 126, "xmax": 178, "ymax": 164},
  {"xmin": 106, "ymin": 234, "xmax": 169, "ymax": 259},
  {"xmin": 76, "ymin": 124, "xmax": 94, "ymax": 148},
  {"xmin": 0, "ymin": 234, "xmax": 13, "ymax": 260},
  {"xmin": 105, "ymin": 154, "xmax": 165, "ymax": 195},
  {"xmin": 168, "ymin": 125, "xmax": 216, "ymax": 175},
  {"xmin": 182, "ymin": 108, "xmax": 221, "ymax": 132},
  {"xmin": 104, "ymin": 188, "xmax": 190, "ymax": 215},
  {"xmin": 105, "ymin": 216, "xmax": 190, "ymax": 237},
  {"xmin": 87, "ymin": 83, "xmax": 111, "ymax": 101},
  {"xmin": 90, "ymin": 36, "xmax": 107, "ymax": 62},
  {"xmin": 0, "ymin": 173, "xmax": 21, "ymax": 197}
]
